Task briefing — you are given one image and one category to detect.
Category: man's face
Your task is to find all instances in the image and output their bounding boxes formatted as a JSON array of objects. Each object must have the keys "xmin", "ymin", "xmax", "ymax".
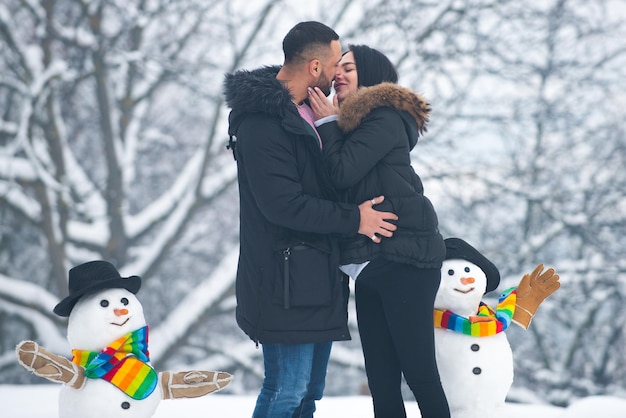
[{"xmin": 313, "ymin": 40, "xmax": 342, "ymax": 97}]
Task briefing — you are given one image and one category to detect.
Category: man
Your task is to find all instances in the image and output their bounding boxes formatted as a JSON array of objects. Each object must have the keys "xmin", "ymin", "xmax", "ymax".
[{"xmin": 223, "ymin": 21, "xmax": 397, "ymax": 417}]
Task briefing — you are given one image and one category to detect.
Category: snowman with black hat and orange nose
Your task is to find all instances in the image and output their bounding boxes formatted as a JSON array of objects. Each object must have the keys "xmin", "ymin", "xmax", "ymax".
[
  {"xmin": 433, "ymin": 238, "xmax": 560, "ymax": 418},
  {"xmin": 16, "ymin": 260, "xmax": 233, "ymax": 418}
]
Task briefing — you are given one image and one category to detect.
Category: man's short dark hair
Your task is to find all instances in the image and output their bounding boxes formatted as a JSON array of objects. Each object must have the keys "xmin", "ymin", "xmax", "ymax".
[{"xmin": 282, "ymin": 21, "xmax": 339, "ymax": 64}]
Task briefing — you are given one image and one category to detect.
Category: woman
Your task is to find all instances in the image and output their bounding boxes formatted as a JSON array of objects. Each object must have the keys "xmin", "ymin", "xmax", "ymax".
[{"xmin": 308, "ymin": 45, "xmax": 450, "ymax": 418}]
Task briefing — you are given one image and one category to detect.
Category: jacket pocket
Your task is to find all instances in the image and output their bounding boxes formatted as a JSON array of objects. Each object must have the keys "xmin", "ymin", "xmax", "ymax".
[{"xmin": 273, "ymin": 244, "xmax": 333, "ymax": 309}]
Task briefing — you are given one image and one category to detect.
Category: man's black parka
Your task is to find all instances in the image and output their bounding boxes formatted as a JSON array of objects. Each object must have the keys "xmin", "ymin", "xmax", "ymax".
[{"xmin": 223, "ymin": 66, "xmax": 357, "ymax": 345}]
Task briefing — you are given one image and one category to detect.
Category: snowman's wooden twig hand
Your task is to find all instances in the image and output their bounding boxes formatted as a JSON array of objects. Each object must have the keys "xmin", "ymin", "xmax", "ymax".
[
  {"xmin": 512, "ymin": 263, "xmax": 560, "ymax": 329},
  {"xmin": 16, "ymin": 341, "xmax": 86, "ymax": 389},
  {"xmin": 160, "ymin": 370, "xmax": 233, "ymax": 399}
]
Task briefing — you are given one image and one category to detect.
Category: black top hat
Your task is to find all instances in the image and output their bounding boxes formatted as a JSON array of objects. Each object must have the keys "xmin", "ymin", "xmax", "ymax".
[
  {"xmin": 53, "ymin": 260, "xmax": 141, "ymax": 317},
  {"xmin": 444, "ymin": 238, "xmax": 500, "ymax": 293}
]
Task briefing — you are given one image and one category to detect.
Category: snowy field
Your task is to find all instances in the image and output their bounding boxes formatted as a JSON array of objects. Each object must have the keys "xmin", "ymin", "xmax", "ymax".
[{"xmin": 2, "ymin": 384, "xmax": 626, "ymax": 418}]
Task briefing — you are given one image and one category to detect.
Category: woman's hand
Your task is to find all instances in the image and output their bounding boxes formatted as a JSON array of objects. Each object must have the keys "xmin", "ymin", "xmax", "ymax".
[{"xmin": 308, "ymin": 86, "xmax": 338, "ymax": 120}]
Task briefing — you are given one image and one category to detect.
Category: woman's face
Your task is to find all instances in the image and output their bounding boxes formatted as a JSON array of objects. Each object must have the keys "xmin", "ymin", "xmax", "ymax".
[{"xmin": 333, "ymin": 51, "xmax": 359, "ymax": 103}]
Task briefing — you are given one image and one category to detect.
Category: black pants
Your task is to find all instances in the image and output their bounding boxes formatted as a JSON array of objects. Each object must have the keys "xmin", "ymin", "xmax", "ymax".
[{"xmin": 356, "ymin": 257, "xmax": 450, "ymax": 418}]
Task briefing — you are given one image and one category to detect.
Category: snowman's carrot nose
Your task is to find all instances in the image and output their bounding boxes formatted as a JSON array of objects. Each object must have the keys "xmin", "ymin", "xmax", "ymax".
[
  {"xmin": 461, "ymin": 277, "xmax": 475, "ymax": 285},
  {"xmin": 114, "ymin": 308, "xmax": 129, "ymax": 316}
]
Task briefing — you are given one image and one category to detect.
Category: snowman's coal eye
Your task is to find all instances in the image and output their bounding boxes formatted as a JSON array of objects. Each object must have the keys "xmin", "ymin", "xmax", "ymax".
[
  {"xmin": 464, "ymin": 267, "xmax": 470, "ymax": 273},
  {"xmin": 447, "ymin": 269, "xmax": 454, "ymax": 276},
  {"xmin": 121, "ymin": 297, "xmax": 129, "ymax": 306},
  {"xmin": 100, "ymin": 300, "xmax": 109, "ymax": 308}
]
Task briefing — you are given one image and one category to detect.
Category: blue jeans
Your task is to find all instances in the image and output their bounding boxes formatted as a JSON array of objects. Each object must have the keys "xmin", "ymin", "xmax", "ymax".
[{"xmin": 253, "ymin": 342, "xmax": 332, "ymax": 418}]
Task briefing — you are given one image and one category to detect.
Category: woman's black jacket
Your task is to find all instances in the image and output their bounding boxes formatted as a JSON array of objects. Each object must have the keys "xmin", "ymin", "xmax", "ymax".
[{"xmin": 317, "ymin": 82, "xmax": 445, "ymax": 269}]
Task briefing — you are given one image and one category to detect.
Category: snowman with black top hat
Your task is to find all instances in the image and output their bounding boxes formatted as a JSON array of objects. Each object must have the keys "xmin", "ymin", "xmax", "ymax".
[
  {"xmin": 434, "ymin": 238, "xmax": 560, "ymax": 418},
  {"xmin": 16, "ymin": 260, "xmax": 233, "ymax": 418}
]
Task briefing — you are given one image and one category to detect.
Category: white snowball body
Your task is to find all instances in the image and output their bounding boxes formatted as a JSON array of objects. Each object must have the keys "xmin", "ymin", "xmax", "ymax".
[
  {"xmin": 434, "ymin": 259, "xmax": 514, "ymax": 418},
  {"xmin": 59, "ymin": 288, "xmax": 162, "ymax": 418}
]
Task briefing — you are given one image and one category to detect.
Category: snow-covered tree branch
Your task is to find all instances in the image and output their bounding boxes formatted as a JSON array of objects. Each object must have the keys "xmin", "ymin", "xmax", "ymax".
[{"xmin": 1, "ymin": 0, "xmax": 625, "ymax": 403}]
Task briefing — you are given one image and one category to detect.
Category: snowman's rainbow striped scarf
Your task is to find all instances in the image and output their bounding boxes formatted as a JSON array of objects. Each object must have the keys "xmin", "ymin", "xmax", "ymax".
[
  {"xmin": 71, "ymin": 325, "xmax": 158, "ymax": 399},
  {"xmin": 434, "ymin": 287, "xmax": 517, "ymax": 337}
]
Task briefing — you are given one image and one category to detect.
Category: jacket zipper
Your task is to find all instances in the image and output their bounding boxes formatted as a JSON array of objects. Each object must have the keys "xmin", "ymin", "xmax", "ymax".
[{"xmin": 283, "ymin": 248, "xmax": 291, "ymax": 310}]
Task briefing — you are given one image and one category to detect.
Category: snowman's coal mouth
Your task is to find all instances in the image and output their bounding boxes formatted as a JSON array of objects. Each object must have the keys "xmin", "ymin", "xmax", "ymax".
[
  {"xmin": 111, "ymin": 317, "xmax": 130, "ymax": 327},
  {"xmin": 454, "ymin": 288, "xmax": 475, "ymax": 294}
]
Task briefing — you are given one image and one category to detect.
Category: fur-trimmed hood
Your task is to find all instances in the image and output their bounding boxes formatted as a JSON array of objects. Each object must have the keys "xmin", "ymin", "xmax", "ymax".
[
  {"xmin": 338, "ymin": 83, "xmax": 430, "ymax": 135},
  {"xmin": 223, "ymin": 65, "xmax": 300, "ymax": 135}
]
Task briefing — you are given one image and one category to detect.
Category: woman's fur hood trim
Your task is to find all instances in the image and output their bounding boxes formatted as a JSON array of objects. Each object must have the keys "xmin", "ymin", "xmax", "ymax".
[{"xmin": 338, "ymin": 83, "xmax": 430, "ymax": 134}]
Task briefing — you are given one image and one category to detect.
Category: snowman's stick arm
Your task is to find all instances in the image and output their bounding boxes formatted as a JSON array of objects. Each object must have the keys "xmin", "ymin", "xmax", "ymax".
[
  {"xmin": 512, "ymin": 263, "xmax": 560, "ymax": 329},
  {"xmin": 15, "ymin": 341, "xmax": 86, "ymax": 389},
  {"xmin": 159, "ymin": 370, "xmax": 234, "ymax": 399}
]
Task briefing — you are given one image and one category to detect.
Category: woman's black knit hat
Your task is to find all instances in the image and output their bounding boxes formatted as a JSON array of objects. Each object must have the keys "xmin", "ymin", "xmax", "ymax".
[{"xmin": 348, "ymin": 44, "xmax": 398, "ymax": 88}]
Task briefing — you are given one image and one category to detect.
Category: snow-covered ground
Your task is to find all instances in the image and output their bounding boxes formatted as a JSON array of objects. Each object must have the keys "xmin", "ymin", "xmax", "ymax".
[{"xmin": 2, "ymin": 384, "xmax": 625, "ymax": 418}]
